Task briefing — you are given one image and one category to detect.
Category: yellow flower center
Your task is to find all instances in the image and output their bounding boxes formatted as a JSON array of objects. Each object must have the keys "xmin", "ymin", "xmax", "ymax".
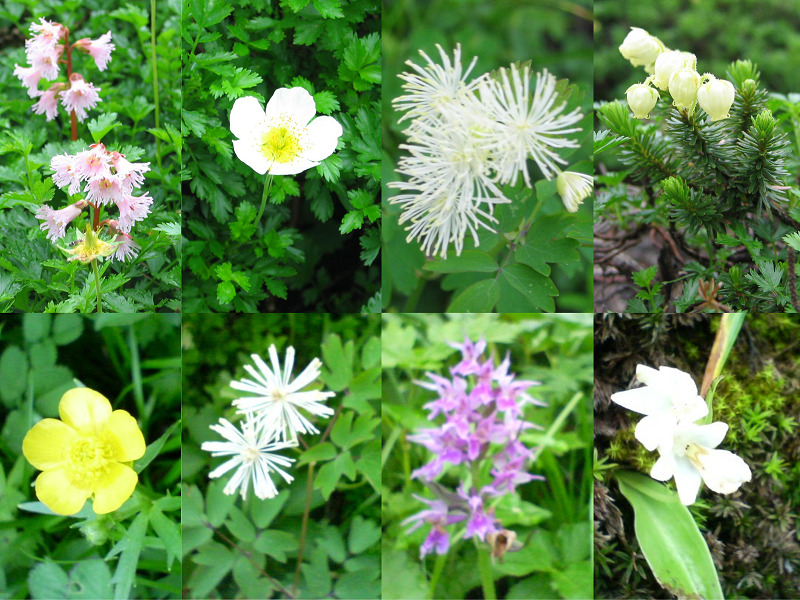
[
  {"xmin": 99, "ymin": 178, "xmax": 113, "ymax": 189},
  {"xmin": 68, "ymin": 435, "xmax": 113, "ymax": 487},
  {"xmin": 261, "ymin": 126, "xmax": 302, "ymax": 164},
  {"xmin": 270, "ymin": 388, "xmax": 286, "ymax": 403}
]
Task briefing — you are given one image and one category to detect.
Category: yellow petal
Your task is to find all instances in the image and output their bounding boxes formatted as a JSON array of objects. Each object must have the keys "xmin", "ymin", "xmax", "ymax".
[
  {"xmin": 22, "ymin": 418, "xmax": 76, "ymax": 470},
  {"xmin": 35, "ymin": 468, "xmax": 91, "ymax": 515},
  {"xmin": 104, "ymin": 410, "xmax": 146, "ymax": 461},
  {"xmin": 92, "ymin": 463, "xmax": 138, "ymax": 514},
  {"xmin": 59, "ymin": 388, "xmax": 112, "ymax": 433}
]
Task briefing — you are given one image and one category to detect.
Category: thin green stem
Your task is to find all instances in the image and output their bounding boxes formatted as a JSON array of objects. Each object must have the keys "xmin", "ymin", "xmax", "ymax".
[
  {"xmin": 428, "ymin": 551, "xmax": 448, "ymax": 598},
  {"xmin": 293, "ymin": 462, "xmax": 314, "ymax": 596},
  {"xmin": 150, "ymin": 0, "xmax": 162, "ymax": 170},
  {"xmin": 255, "ymin": 174, "xmax": 274, "ymax": 229},
  {"xmin": 92, "ymin": 260, "xmax": 103, "ymax": 313},
  {"xmin": 476, "ymin": 540, "xmax": 497, "ymax": 600}
]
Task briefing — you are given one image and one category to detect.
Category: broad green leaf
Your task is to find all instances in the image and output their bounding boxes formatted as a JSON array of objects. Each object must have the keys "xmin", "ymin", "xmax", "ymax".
[
  {"xmin": 28, "ymin": 562, "xmax": 68, "ymax": 600},
  {"xmin": 321, "ymin": 334, "xmax": 354, "ymax": 391},
  {"xmin": 348, "ymin": 515, "xmax": 381, "ymax": 554},
  {"xmin": 447, "ymin": 278, "xmax": 500, "ymax": 312},
  {"xmin": 550, "ymin": 560, "xmax": 592, "ymax": 599},
  {"xmin": 501, "ymin": 263, "xmax": 557, "ymax": 312},
  {"xmin": 88, "ymin": 113, "xmax": 120, "ymax": 143},
  {"xmin": 313, "ymin": 0, "xmax": 344, "ymax": 19},
  {"xmin": 189, "ymin": 542, "xmax": 235, "ymax": 598},
  {"xmin": 424, "ymin": 250, "xmax": 499, "ymax": 274},
  {"xmin": 616, "ymin": 471, "xmax": 724, "ymax": 600},
  {"xmin": 298, "ymin": 441, "xmax": 337, "ymax": 465},
  {"xmin": 52, "ymin": 314, "xmax": 83, "ymax": 345},
  {"xmin": 253, "ymin": 529, "xmax": 299, "ymax": 562},
  {"xmin": 225, "ymin": 506, "xmax": 256, "ymax": 543}
]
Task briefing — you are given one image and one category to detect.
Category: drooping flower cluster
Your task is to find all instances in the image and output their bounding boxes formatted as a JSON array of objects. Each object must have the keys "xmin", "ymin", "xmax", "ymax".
[
  {"xmin": 620, "ymin": 28, "xmax": 735, "ymax": 122},
  {"xmin": 13, "ymin": 17, "xmax": 113, "ymax": 122},
  {"xmin": 21, "ymin": 388, "xmax": 146, "ymax": 516},
  {"xmin": 403, "ymin": 339, "xmax": 544, "ymax": 559},
  {"xmin": 230, "ymin": 88, "xmax": 343, "ymax": 176},
  {"xmin": 36, "ymin": 143, "xmax": 151, "ymax": 262},
  {"xmin": 201, "ymin": 344, "xmax": 335, "ymax": 501},
  {"xmin": 610, "ymin": 364, "xmax": 751, "ymax": 505},
  {"xmin": 389, "ymin": 45, "xmax": 592, "ymax": 259}
]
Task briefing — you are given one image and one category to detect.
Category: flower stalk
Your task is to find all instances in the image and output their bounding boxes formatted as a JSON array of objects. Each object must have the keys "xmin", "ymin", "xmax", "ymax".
[{"xmin": 91, "ymin": 258, "xmax": 102, "ymax": 313}]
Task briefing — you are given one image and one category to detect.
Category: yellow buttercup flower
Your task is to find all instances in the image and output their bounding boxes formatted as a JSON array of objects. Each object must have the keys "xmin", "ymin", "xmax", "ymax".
[{"xmin": 22, "ymin": 388, "xmax": 146, "ymax": 515}]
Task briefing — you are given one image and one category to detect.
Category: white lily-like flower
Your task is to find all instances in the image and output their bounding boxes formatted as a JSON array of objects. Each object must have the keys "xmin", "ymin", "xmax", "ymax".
[
  {"xmin": 230, "ymin": 88, "xmax": 342, "ymax": 176},
  {"xmin": 650, "ymin": 421, "xmax": 752, "ymax": 505},
  {"xmin": 231, "ymin": 344, "xmax": 335, "ymax": 443},
  {"xmin": 610, "ymin": 364, "xmax": 708, "ymax": 451}
]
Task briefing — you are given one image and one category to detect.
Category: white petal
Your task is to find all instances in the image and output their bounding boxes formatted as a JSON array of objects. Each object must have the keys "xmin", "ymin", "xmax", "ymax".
[
  {"xmin": 268, "ymin": 156, "xmax": 318, "ymax": 176},
  {"xmin": 680, "ymin": 422, "xmax": 728, "ymax": 449},
  {"xmin": 610, "ymin": 387, "xmax": 671, "ymax": 416},
  {"xmin": 673, "ymin": 456, "xmax": 703, "ymax": 505},
  {"xmin": 634, "ymin": 364, "xmax": 660, "ymax": 386},
  {"xmin": 635, "ymin": 414, "xmax": 676, "ymax": 451},
  {"xmin": 233, "ymin": 139, "xmax": 269, "ymax": 175},
  {"xmin": 695, "ymin": 449, "xmax": 751, "ymax": 494},
  {"xmin": 304, "ymin": 116, "xmax": 343, "ymax": 162},
  {"xmin": 266, "ymin": 87, "xmax": 316, "ymax": 125},
  {"xmin": 230, "ymin": 96, "xmax": 266, "ymax": 140},
  {"xmin": 650, "ymin": 453, "xmax": 676, "ymax": 481}
]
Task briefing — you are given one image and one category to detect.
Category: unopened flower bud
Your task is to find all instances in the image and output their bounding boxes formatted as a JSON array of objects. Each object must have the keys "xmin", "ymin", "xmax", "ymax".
[
  {"xmin": 668, "ymin": 68, "xmax": 701, "ymax": 110},
  {"xmin": 556, "ymin": 171, "xmax": 593, "ymax": 212},
  {"xmin": 697, "ymin": 77, "xmax": 735, "ymax": 121},
  {"xmin": 619, "ymin": 27, "xmax": 665, "ymax": 69},
  {"xmin": 80, "ymin": 518, "xmax": 111, "ymax": 545},
  {"xmin": 653, "ymin": 51, "xmax": 696, "ymax": 91},
  {"xmin": 626, "ymin": 83, "xmax": 659, "ymax": 119}
]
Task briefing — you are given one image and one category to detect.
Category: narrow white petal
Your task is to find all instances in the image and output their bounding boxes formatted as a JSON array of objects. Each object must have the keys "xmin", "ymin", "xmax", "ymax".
[{"xmin": 673, "ymin": 456, "xmax": 703, "ymax": 505}]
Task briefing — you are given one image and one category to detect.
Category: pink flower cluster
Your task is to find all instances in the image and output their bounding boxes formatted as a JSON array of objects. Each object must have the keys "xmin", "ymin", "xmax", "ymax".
[
  {"xmin": 13, "ymin": 18, "xmax": 113, "ymax": 122},
  {"xmin": 36, "ymin": 143, "xmax": 152, "ymax": 262},
  {"xmin": 403, "ymin": 339, "xmax": 544, "ymax": 558}
]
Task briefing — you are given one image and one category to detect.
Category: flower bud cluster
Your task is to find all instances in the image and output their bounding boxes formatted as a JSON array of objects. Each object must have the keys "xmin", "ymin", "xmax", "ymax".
[
  {"xmin": 403, "ymin": 338, "xmax": 544, "ymax": 558},
  {"xmin": 36, "ymin": 143, "xmax": 151, "ymax": 262},
  {"xmin": 13, "ymin": 17, "xmax": 113, "ymax": 123},
  {"xmin": 619, "ymin": 27, "xmax": 735, "ymax": 122},
  {"xmin": 610, "ymin": 364, "xmax": 751, "ymax": 505}
]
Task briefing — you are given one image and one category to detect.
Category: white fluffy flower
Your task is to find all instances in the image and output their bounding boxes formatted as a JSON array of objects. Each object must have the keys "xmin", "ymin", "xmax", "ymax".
[
  {"xmin": 650, "ymin": 422, "xmax": 752, "ymax": 505},
  {"xmin": 230, "ymin": 88, "xmax": 343, "ymax": 176},
  {"xmin": 231, "ymin": 344, "xmax": 335, "ymax": 443},
  {"xmin": 201, "ymin": 417, "xmax": 296, "ymax": 500},
  {"xmin": 478, "ymin": 64, "xmax": 583, "ymax": 185},
  {"xmin": 610, "ymin": 364, "xmax": 708, "ymax": 451}
]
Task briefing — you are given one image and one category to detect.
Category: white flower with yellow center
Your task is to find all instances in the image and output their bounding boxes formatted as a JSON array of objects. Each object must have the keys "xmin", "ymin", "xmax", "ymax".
[
  {"xmin": 230, "ymin": 344, "xmax": 335, "ymax": 443},
  {"xmin": 201, "ymin": 417, "xmax": 296, "ymax": 500},
  {"xmin": 230, "ymin": 88, "xmax": 343, "ymax": 176},
  {"xmin": 650, "ymin": 422, "xmax": 751, "ymax": 505}
]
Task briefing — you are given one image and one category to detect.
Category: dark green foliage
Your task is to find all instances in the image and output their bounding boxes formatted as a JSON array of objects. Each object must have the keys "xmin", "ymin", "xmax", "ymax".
[{"xmin": 181, "ymin": 0, "xmax": 380, "ymax": 313}]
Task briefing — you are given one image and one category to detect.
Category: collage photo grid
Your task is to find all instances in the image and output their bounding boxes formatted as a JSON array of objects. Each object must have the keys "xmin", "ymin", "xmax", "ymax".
[{"xmin": 0, "ymin": 0, "xmax": 799, "ymax": 599}]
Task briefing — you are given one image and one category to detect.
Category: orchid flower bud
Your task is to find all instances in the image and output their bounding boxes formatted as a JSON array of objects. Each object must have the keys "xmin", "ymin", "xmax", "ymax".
[
  {"xmin": 619, "ymin": 27, "xmax": 665, "ymax": 70},
  {"xmin": 697, "ymin": 76, "xmax": 735, "ymax": 121},
  {"xmin": 668, "ymin": 68, "xmax": 701, "ymax": 111},
  {"xmin": 626, "ymin": 82, "xmax": 659, "ymax": 119},
  {"xmin": 653, "ymin": 50, "xmax": 696, "ymax": 91}
]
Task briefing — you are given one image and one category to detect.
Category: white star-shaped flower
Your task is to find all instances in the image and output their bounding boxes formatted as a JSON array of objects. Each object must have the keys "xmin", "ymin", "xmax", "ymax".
[
  {"xmin": 230, "ymin": 344, "xmax": 335, "ymax": 443},
  {"xmin": 201, "ymin": 417, "xmax": 296, "ymax": 500}
]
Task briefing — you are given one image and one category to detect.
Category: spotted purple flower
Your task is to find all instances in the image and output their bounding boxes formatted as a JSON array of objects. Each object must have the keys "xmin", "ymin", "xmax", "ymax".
[{"xmin": 402, "ymin": 494, "xmax": 466, "ymax": 558}]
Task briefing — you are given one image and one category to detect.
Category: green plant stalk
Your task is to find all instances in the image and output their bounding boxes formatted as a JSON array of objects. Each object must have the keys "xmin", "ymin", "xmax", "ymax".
[
  {"xmin": 92, "ymin": 260, "xmax": 103, "ymax": 313},
  {"xmin": 293, "ymin": 461, "xmax": 314, "ymax": 596},
  {"xmin": 255, "ymin": 174, "xmax": 275, "ymax": 230},
  {"xmin": 428, "ymin": 551, "xmax": 448, "ymax": 598},
  {"xmin": 150, "ymin": 0, "xmax": 162, "ymax": 170},
  {"xmin": 476, "ymin": 539, "xmax": 497, "ymax": 600}
]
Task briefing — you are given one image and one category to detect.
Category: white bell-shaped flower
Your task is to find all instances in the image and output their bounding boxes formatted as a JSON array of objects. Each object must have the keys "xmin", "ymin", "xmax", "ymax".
[
  {"xmin": 668, "ymin": 68, "xmax": 701, "ymax": 110},
  {"xmin": 697, "ymin": 77, "xmax": 735, "ymax": 121},
  {"xmin": 653, "ymin": 50, "xmax": 696, "ymax": 91},
  {"xmin": 619, "ymin": 27, "xmax": 665, "ymax": 70},
  {"xmin": 625, "ymin": 83, "xmax": 659, "ymax": 119}
]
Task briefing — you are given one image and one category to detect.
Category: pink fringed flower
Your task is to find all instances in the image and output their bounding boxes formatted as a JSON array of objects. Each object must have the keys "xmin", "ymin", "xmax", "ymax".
[
  {"xmin": 115, "ymin": 192, "xmax": 153, "ymax": 233},
  {"xmin": 85, "ymin": 174, "xmax": 122, "ymax": 206},
  {"xmin": 13, "ymin": 65, "xmax": 43, "ymax": 97},
  {"xmin": 35, "ymin": 201, "xmax": 85, "ymax": 241},
  {"xmin": 27, "ymin": 18, "xmax": 64, "ymax": 51},
  {"xmin": 33, "ymin": 86, "xmax": 63, "ymax": 121},
  {"xmin": 51, "ymin": 153, "xmax": 83, "ymax": 195},
  {"xmin": 112, "ymin": 232, "xmax": 140, "ymax": 262},
  {"xmin": 60, "ymin": 74, "xmax": 101, "ymax": 122},
  {"xmin": 76, "ymin": 32, "xmax": 115, "ymax": 71}
]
